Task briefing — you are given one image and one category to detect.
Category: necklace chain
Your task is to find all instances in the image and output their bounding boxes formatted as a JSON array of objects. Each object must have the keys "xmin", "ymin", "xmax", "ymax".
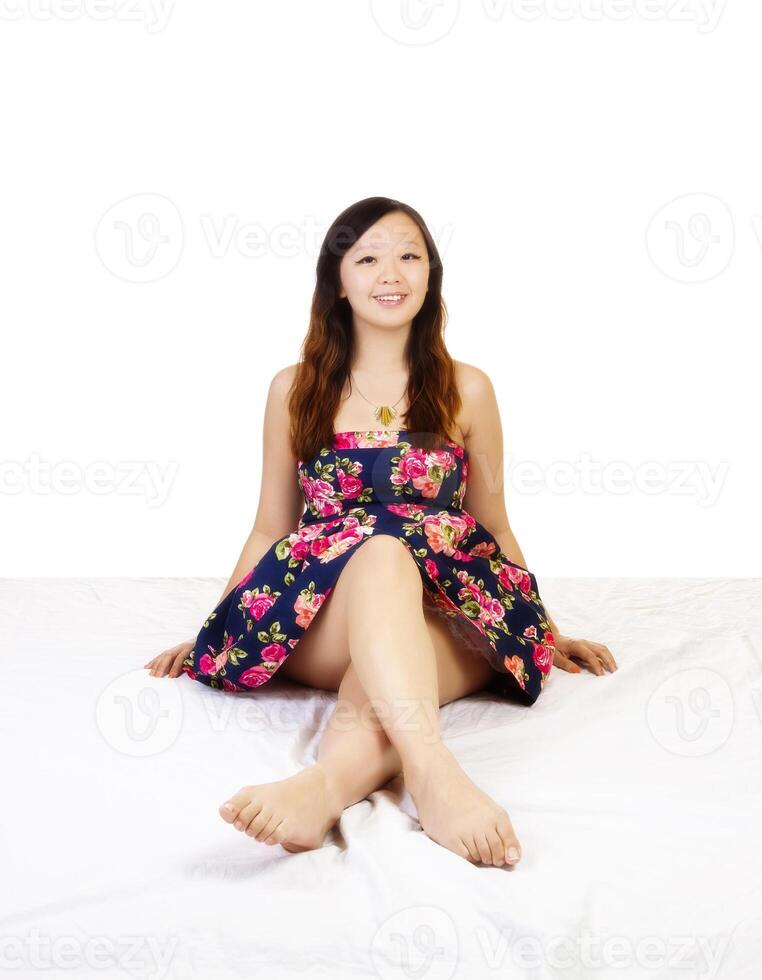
[{"xmin": 350, "ymin": 371, "xmax": 407, "ymax": 427}]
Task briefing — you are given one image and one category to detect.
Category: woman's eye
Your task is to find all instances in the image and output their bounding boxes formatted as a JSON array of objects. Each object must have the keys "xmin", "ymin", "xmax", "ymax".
[{"xmin": 356, "ymin": 253, "xmax": 420, "ymax": 264}]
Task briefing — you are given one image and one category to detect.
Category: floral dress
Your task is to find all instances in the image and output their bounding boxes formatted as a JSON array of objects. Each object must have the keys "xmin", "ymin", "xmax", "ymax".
[{"xmin": 182, "ymin": 430, "xmax": 556, "ymax": 705}]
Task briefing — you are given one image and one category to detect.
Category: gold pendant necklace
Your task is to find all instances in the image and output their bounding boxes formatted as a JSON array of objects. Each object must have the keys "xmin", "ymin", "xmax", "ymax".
[{"xmin": 349, "ymin": 372, "xmax": 407, "ymax": 427}]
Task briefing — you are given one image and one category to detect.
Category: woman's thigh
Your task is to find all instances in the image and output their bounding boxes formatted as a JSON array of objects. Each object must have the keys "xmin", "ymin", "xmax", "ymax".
[{"xmin": 278, "ymin": 540, "xmax": 495, "ymax": 701}]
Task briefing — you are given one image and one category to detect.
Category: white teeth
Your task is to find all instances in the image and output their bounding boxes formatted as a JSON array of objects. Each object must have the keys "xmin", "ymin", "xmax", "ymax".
[{"xmin": 376, "ymin": 294, "xmax": 404, "ymax": 302}]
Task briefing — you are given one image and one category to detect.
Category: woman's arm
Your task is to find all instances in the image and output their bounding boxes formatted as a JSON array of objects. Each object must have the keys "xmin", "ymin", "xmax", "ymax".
[
  {"xmin": 458, "ymin": 362, "xmax": 563, "ymax": 639},
  {"xmin": 213, "ymin": 527, "xmax": 287, "ymax": 607},
  {"xmin": 215, "ymin": 364, "xmax": 305, "ymax": 607}
]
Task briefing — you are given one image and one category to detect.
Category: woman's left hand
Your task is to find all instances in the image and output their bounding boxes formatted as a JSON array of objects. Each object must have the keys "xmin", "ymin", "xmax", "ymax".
[{"xmin": 552, "ymin": 635, "xmax": 617, "ymax": 676}]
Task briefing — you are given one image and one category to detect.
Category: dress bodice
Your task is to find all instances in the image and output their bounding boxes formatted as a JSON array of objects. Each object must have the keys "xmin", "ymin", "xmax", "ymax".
[{"xmin": 296, "ymin": 429, "xmax": 468, "ymax": 526}]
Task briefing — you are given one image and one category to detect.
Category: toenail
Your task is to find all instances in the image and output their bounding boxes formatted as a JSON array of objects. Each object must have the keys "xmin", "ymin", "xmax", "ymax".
[
  {"xmin": 234, "ymin": 821, "xmax": 243, "ymax": 830},
  {"xmin": 223, "ymin": 803, "xmax": 234, "ymax": 812},
  {"xmin": 507, "ymin": 846, "xmax": 520, "ymax": 862}
]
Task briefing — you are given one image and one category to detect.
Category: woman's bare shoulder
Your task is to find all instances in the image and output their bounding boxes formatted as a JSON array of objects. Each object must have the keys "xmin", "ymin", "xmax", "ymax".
[
  {"xmin": 453, "ymin": 359, "xmax": 494, "ymax": 391},
  {"xmin": 453, "ymin": 360, "xmax": 496, "ymax": 438},
  {"xmin": 270, "ymin": 362, "xmax": 299, "ymax": 390}
]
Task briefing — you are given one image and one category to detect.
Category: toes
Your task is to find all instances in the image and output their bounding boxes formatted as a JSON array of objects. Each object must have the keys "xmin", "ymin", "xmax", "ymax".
[
  {"xmin": 219, "ymin": 787, "xmax": 254, "ymax": 824},
  {"xmin": 239, "ymin": 799, "xmax": 266, "ymax": 834},
  {"xmin": 486, "ymin": 828, "xmax": 506, "ymax": 866},
  {"xmin": 219, "ymin": 802, "xmax": 238, "ymax": 823},
  {"xmin": 256, "ymin": 813, "xmax": 283, "ymax": 843},
  {"xmin": 244, "ymin": 806, "xmax": 273, "ymax": 839},
  {"xmin": 475, "ymin": 833, "xmax": 494, "ymax": 866},
  {"xmin": 262, "ymin": 819, "xmax": 288, "ymax": 846},
  {"xmin": 496, "ymin": 811, "xmax": 522, "ymax": 865}
]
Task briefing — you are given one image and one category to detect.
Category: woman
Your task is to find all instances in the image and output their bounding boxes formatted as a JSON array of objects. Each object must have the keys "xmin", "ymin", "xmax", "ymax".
[{"xmin": 145, "ymin": 196, "xmax": 617, "ymax": 867}]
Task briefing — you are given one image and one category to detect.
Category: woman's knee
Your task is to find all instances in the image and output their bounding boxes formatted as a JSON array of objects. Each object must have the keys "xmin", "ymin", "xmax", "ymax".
[{"xmin": 344, "ymin": 534, "xmax": 422, "ymax": 601}]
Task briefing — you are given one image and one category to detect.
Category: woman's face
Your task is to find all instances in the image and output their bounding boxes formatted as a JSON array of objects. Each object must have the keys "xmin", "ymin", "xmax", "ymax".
[{"xmin": 338, "ymin": 210, "xmax": 430, "ymax": 329}]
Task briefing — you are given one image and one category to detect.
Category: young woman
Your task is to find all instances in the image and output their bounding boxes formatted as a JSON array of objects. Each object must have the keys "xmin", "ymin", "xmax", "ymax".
[{"xmin": 145, "ymin": 196, "xmax": 617, "ymax": 867}]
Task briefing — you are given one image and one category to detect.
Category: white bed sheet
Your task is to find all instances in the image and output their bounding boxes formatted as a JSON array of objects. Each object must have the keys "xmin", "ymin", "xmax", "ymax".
[{"xmin": 1, "ymin": 576, "xmax": 761, "ymax": 979}]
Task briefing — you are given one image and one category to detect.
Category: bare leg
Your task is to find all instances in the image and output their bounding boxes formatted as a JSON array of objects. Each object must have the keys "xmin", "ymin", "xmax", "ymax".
[
  {"xmin": 219, "ymin": 537, "xmax": 522, "ymax": 865},
  {"xmin": 339, "ymin": 537, "xmax": 521, "ymax": 866}
]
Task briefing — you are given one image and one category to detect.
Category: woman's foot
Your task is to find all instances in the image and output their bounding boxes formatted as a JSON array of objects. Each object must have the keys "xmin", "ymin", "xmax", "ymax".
[
  {"xmin": 404, "ymin": 742, "xmax": 522, "ymax": 867},
  {"xmin": 219, "ymin": 763, "xmax": 344, "ymax": 852}
]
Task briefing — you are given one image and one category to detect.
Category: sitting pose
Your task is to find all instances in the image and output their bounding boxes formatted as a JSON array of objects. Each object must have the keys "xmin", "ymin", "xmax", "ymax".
[{"xmin": 145, "ymin": 196, "xmax": 617, "ymax": 866}]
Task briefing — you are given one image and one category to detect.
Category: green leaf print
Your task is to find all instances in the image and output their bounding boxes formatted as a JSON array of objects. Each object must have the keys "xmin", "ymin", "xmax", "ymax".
[
  {"xmin": 257, "ymin": 621, "xmax": 288, "ymax": 644},
  {"xmin": 227, "ymin": 646, "xmax": 249, "ymax": 667}
]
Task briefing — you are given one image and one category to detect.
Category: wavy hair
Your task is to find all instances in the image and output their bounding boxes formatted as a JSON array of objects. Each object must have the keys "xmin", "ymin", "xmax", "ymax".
[{"xmin": 287, "ymin": 196, "xmax": 461, "ymax": 462}]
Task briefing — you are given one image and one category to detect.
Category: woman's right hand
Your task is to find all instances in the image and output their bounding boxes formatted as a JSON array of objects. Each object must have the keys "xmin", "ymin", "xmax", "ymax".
[{"xmin": 144, "ymin": 638, "xmax": 196, "ymax": 678}]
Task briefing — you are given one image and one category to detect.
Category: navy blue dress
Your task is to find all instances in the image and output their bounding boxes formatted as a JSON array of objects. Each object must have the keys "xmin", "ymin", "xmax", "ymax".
[{"xmin": 182, "ymin": 429, "xmax": 556, "ymax": 705}]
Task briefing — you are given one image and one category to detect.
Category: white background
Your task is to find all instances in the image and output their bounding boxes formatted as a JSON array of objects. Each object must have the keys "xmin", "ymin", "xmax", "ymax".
[{"xmin": 1, "ymin": 0, "xmax": 758, "ymax": 578}]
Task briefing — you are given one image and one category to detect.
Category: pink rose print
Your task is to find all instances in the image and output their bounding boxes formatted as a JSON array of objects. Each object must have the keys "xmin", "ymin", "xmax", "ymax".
[
  {"xmin": 313, "ymin": 516, "xmax": 374, "ymax": 562},
  {"xmin": 469, "ymin": 541, "xmax": 497, "ymax": 559},
  {"xmin": 356, "ymin": 431, "xmax": 401, "ymax": 448},
  {"xmin": 239, "ymin": 665, "xmax": 273, "ymax": 688},
  {"xmin": 334, "ymin": 432, "xmax": 360, "ymax": 449},
  {"xmin": 260, "ymin": 643, "xmax": 287, "ymax": 665},
  {"xmin": 287, "ymin": 536, "xmax": 311, "ymax": 562},
  {"xmin": 424, "ymin": 558, "xmax": 439, "ymax": 581},
  {"xmin": 297, "ymin": 517, "xmax": 343, "ymax": 542},
  {"xmin": 302, "ymin": 475, "xmax": 342, "ymax": 518},
  {"xmin": 504, "ymin": 654, "xmax": 528, "ymax": 690},
  {"xmin": 386, "ymin": 503, "xmax": 422, "ymax": 519},
  {"xmin": 532, "ymin": 642, "xmax": 554, "ymax": 674},
  {"xmin": 393, "ymin": 449, "xmax": 456, "ymax": 499},
  {"xmin": 240, "ymin": 589, "xmax": 277, "ymax": 621},
  {"xmin": 498, "ymin": 562, "xmax": 532, "ymax": 596},
  {"xmin": 423, "ymin": 512, "xmax": 475, "ymax": 558},
  {"xmin": 198, "ymin": 633, "xmax": 236, "ymax": 675},
  {"xmin": 294, "ymin": 586, "xmax": 331, "ymax": 629},
  {"xmin": 398, "ymin": 451, "xmax": 428, "ymax": 482},
  {"xmin": 456, "ymin": 571, "xmax": 506, "ymax": 628},
  {"xmin": 337, "ymin": 469, "xmax": 363, "ymax": 499}
]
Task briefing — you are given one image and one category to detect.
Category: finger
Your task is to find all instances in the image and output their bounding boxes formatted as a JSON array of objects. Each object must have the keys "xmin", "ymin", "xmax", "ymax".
[
  {"xmin": 571, "ymin": 643, "xmax": 605, "ymax": 676},
  {"xmin": 168, "ymin": 651, "xmax": 187, "ymax": 678},
  {"xmin": 553, "ymin": 655, "xmax": 582, "ymax": 674},
  {"xmin": 588, "ymin": 642, "xmax": 617, "ymax": 672},
  {"xmin": 152, "ymin": 654, "xmax": 171, "ymax": 677}
]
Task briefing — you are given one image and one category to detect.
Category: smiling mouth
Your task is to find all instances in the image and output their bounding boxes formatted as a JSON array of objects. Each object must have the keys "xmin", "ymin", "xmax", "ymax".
[{"xmin": 373, "ymin": 293, "xmax": 407, "ymax": 306}]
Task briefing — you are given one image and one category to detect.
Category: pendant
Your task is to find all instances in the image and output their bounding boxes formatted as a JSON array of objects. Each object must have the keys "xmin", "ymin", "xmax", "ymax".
[{"xmin": 375, "ymin": 405, "xmax": 398, "ymax": 426}]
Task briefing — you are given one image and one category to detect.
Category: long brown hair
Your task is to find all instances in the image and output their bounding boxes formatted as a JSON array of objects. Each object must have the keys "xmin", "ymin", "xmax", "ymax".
[{"xmin": 287, "ymin": 196, "xmax": 461, "ymax": 462}]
